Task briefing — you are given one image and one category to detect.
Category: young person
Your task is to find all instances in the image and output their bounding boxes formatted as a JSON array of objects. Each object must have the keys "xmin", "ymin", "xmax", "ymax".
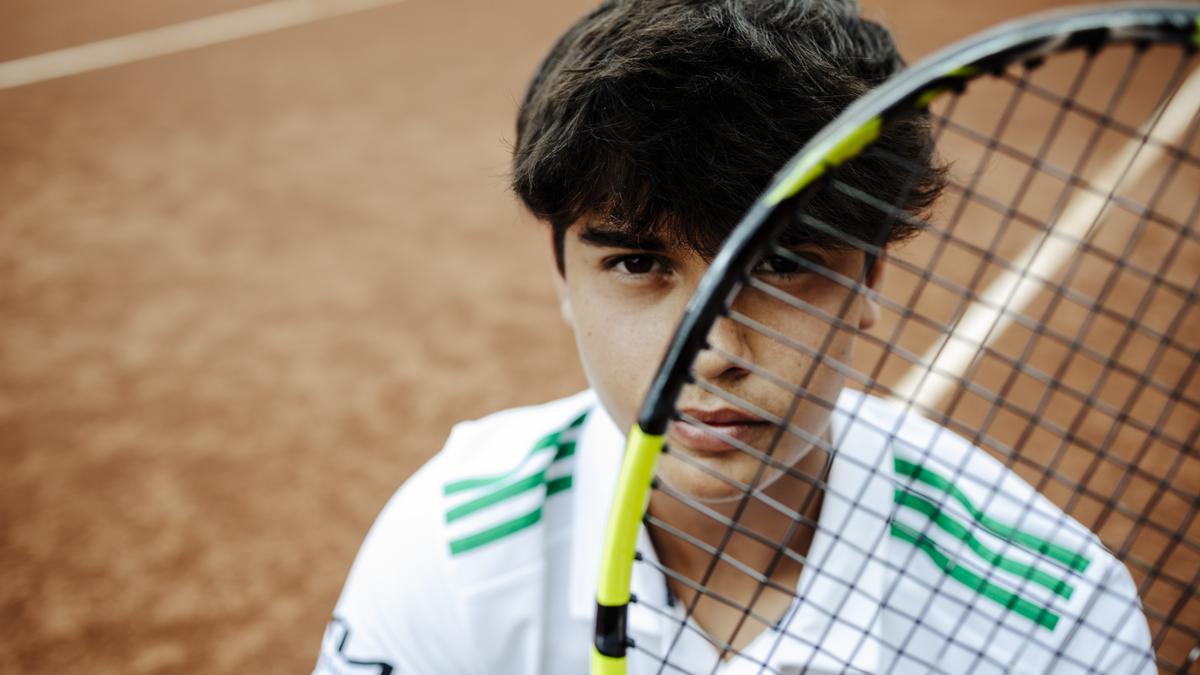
[{"xmin": 313, "ymin": 1, "xmax": 1156, "ymax": 673}]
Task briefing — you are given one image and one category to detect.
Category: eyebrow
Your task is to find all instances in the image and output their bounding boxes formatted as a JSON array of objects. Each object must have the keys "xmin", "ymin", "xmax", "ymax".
[{"xmin": 577, "ymin": 225, "xmax": 668, "ymax": 252}]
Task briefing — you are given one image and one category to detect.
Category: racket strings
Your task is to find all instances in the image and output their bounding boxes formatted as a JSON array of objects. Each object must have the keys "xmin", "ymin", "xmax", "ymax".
[
  {"xmin": 1151, "ymin": 468, "xmax": 1200, "ymax": 651},
  {"xmin": 703, "ymin": 235, "xmax": 1199, "ymax": 553},
  {"xmin": 670, "ymin": 281, "xmax": 877, "ymax": 648},
  {"xmin": 875, "ymin": 48, "xmax": 1197, "ymax": 669},
  {"xmin": 911, "ymin": 45, "xmax": 1197, "ymax": 537},
  {"xmin": 886, "ymin": 48, "xmax": 1198, "ymax": 668},
  {"xmin": 638, "ymin": 516, "xmax": 935, "ymax": 674},
  {"xmin": 739, "ymin": 264, "xmax": 1193, "ymax": 468},
  {"xmin": 936, "ymin": 118, "xmax": 1198, "ymax": 239},
  {"xmin": 651, "ymin": 485, "xmax": 822, "ymax": 565},
  {"xmin": 785, "ymin": 206, "xmax": 1194, "ymax": 371},
  {"xmin": 833, "ymin": 163, "xmax": 1197, "ymax": 309},
  {"xmin": 1045, "ymin": 184, "xmax": 1198, "ymax": 522},
  {"xmin": 636, "ymin": 36, "xmax": 1199, "ymax": 672},
  {"xmin": 652, "ymin": 234, "xmax": 896, "ymax": 670},
  {"xmin": 653, "ymin": 387, "xmax": 1107, "ymax": 669},
  {"xmin": 957, "ymin": 47, "xmax": 1196, "ymax": 620},
  {"xmin": 636, "ymin": 531, "xmax": 799, "ymax": 618},
  {"xmin": 881, "ymin": 53, "xmax": 1099, "ymax": 394},
  {"xmin": 845, "ymin": 56, "xmax": 1083, "ymax": 434},
  {"xmin": 667, "ymin": 390, "xmax": 1062, "ymax": 539},
  {"xmin": 641, "ymin": 419, "xmax": 1143, "ymax": 674},
  {"xmin": 1001, "ymin": 72, "xmax": 1200, "ymax": 170},
  {"xmin": 933, "ymin": 177, "xmax": 1197, "ymax": 303},
  {"xmin": 789, "ymin": 190, "xmax": 1194, "ymax": 378},
  {"xmin": 650, "ymin": 409, "xmax": 827, "ymax": 664},
  {"xmin": 657, "ymin": 365, "xmax": 877, "ymax": 666}
]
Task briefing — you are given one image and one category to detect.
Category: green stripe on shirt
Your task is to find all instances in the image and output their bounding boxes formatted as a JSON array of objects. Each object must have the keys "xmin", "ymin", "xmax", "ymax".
[
  {"xmin": 890, "ymin": 520, "xmax": 1061, "ymax": 631},
  {"xmin": 894, "ymin": 458, "xmax": 1090, "ymax": 572},
  {"xmin": 444, "ymin": 409, "xmax": 587, "ymax": 555},
  {"xmin": 444, "ymin": 441, "xmax": 577, "ymax": 523},
  {"xmin": 894, "ymin": 489, "xmax": 1075, "ymax": 599},
  {"xmin": 443, "ymin": 411, "xmax": 586, "ymax": 495},
  {"xmin": 446, "ymin": 471, "xmax": 550, "ymax": 523},
  {"xmin": 449, "ymin": 507, "xmax": 543, "ymax": 555}
]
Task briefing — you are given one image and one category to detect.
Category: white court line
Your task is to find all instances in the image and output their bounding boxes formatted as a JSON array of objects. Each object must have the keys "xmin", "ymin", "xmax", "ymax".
[
  {"xmin": 0, "ymin": 0, "xmax": 406, "ymax": 91},
  {"xmin": 890, "ymin": 66, "xmax": 1200, "ymax": 410}
]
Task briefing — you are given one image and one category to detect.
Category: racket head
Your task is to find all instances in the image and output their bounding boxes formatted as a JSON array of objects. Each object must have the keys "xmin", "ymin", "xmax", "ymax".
[{"xmin": 593, "ymin": 5, "xmax": 1200, "ymax": 674}]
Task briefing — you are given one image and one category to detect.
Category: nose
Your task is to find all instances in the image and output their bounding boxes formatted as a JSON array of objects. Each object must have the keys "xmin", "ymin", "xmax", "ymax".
[{"xmin": 691, "ymin": 313, "xmax": 752, "ymax": 383}]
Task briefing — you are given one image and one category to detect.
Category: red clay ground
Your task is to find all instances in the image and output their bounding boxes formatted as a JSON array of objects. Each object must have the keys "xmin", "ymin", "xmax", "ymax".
[{"xmin": 0, "ymin": 1, "xmax": 1186, "ymax": 673}]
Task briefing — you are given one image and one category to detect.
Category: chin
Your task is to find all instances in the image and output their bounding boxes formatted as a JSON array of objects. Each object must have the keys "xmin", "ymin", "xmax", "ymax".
[{"xmin": 656, "ymin": 453, "xmax": 787, "ymax": 505}]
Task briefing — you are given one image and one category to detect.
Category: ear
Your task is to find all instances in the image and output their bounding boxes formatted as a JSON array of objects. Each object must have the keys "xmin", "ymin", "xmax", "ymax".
[
  {"xmin": 859, "ymin": 251, "xmax": 884, "ymax": 330},
  {"xmin": 552, "ymin": 232, "xmax": 574, "ymax": 327}
]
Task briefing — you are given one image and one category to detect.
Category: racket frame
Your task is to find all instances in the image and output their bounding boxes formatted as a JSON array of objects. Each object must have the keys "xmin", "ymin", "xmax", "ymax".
[{"xmin": 592, "ymin": 5, "xmax": 1200, "ymax": 673}]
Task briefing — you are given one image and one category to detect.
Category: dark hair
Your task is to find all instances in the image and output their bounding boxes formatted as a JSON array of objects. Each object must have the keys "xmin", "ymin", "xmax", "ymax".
[{"xmin": 512, "ymin": 0, "xmax": 944, "ymax": 273}]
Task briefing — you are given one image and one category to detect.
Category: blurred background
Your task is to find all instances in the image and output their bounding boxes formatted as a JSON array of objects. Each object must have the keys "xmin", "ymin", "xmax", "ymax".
[{"xmin": 0, "ymin": 0, "xmax": 1149, "ymax": 673}]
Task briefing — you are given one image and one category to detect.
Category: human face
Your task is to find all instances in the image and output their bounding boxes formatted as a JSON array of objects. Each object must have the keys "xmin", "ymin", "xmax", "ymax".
[{"xmin": 556, "ymin": 219, "xmax": 880, "ymax": 504}]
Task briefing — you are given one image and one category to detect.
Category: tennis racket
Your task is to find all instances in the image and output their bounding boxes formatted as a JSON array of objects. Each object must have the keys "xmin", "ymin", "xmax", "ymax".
[{"xmin": 592, "ymin": 5, "xmax": 1199, "ymax": 674}]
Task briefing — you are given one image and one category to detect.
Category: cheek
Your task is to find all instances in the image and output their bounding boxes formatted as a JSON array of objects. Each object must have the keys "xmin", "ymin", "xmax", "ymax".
[
  {"xmin": 570, "ymin": 296, "xmax": 678, "ymax": 428},
  {"xmin": 750, "ymin": 292, "xmax": 860, "ymax": 404},
  {"xmin": 803, "ymin": 290, "xmax": 864, "ymax": 359}
]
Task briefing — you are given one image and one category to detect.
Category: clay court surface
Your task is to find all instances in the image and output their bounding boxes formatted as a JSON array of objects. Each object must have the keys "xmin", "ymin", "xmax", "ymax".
[{"xmin": 1, "ymin": 1, "xmax": 1194, "ymax": 673}]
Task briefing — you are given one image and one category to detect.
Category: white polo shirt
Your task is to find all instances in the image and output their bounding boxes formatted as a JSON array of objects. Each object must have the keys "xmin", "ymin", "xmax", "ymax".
[{"xmin": 313, "ymin": 389, "xmax": 1155, "ymax": 675}]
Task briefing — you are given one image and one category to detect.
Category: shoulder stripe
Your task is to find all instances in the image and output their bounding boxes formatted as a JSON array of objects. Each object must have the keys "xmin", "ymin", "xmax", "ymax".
[
  {"xmin": 444, "ymin": 408, "xmax": 589, "ymax": 556},
  {"xmin": 447, "ymin": 471, "xmax": 551, "ymax": 523},
  {"xmin": 445, "ymin": 439, "xmax": 578, "ymax": 523},
  {"xmin": 893, "ymin": 458, "xmax": 1090, "ymax": 572},
  {"xmin": 890, "ymin": 520, "xmax": 1060, "ymax": 631},
  {"xmin": 547, "ymin": 475, "xmax": 572, "ymax": 496},
  {"xmin": 893, "ymin": 489, "xmax": 1074, "ymax": 599},
  {"xmin": 449, "ymin": 506, "xmax": 543, "ymax": 556},
  {"xmin": 443, "ymin": 410, "xmax": 587, "ymax": 496}
]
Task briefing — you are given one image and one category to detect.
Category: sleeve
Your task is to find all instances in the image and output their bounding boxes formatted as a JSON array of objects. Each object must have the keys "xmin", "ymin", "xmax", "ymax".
[
  {"xmin": 1060, "ymin": 553, "xmax": 1158, "ymax": 675},
  {"xmin": 1090, "ymin": 558, "xmax": 1158, "ymax": 675},
  {"xmin": 313, "ymin": 459, "xmax": 481, "ymax": 675}
]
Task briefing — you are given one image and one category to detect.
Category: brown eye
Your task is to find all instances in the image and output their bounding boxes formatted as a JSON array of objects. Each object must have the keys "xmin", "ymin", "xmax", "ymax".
[
  {"xmin": 755, "ymin": 254, "xmax": 802, "ymax": 275},
  {"xmin": 620, "ymin": 255, "xmax": 657, "ymax": 274}
]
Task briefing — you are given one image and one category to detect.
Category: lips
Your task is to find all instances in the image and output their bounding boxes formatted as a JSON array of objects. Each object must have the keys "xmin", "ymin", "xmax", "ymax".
[{"xmin": 669, "ymin": 407, "xmax": 768, "ymax": 453}]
